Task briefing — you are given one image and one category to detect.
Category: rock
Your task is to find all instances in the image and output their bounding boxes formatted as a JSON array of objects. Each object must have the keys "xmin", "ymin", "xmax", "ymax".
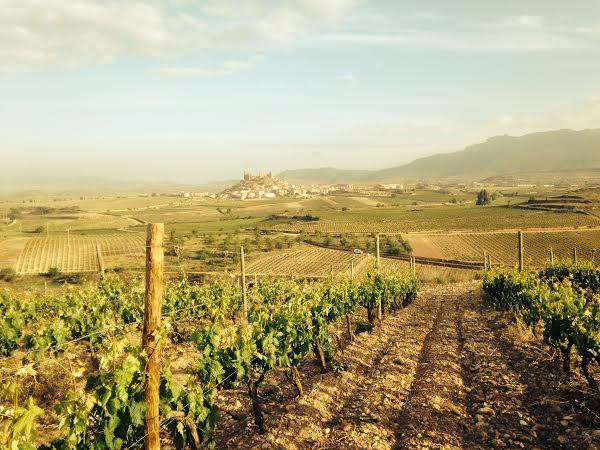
[
  {"xmin": 234, "ymin": 400, "xmax": 242, "ymax": 409},
  {"xmin": 519, "ymin": 420, "xmax": 528, "ymax": 426},
  {"xmin": 475, "ymin": 414, "xmax": 485, "ymax": 423},
  {"xmin": 517, "ymin": 434, "xmax": 532, "ymax": 443},
  {"xmin": 230, "ymin": 411, "xmax": 245, "ymax": 421},
  {"xmin": 324, "ymin": 428, "xmax": 331, "ymax": 435},
  {"xmin": 341, "ymin": 421, "xmax": 352, "ymax": 432},
  {"xmin": 560, "ymin": 420, "xmax": 569, "ymax": 427},
  {"xmin": 449, "ymin": 405, "xmax": 462, "ymax": 416},
  {"xmin": 558, "ymin": 436, "xmax": 568, "ymax": 445},
  {"xmin": 478, "ymin": 406, "xmax": 495, "ymax": 416}
]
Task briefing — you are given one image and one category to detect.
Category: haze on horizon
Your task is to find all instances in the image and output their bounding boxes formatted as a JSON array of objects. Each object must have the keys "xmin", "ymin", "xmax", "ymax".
[{"xmin": 1, "ymin": 0, "xmax": 600, "ymax": 184}]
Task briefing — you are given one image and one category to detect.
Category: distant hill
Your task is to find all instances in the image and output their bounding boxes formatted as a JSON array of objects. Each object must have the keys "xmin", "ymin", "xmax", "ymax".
[{"xmin": 278, "ymin": 129, "xmax": 600, "ymax": 184}]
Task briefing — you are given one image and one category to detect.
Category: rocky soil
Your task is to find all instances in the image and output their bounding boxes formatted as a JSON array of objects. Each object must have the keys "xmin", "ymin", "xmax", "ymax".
[{"xmin": 213, "ymin": 281, "xmax": 600, "ymax": 449}]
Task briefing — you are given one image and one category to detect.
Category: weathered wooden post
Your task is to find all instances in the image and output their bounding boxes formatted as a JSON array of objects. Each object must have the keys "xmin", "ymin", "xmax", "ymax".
[
  {"xmin": 573, "ymin": 248, "xmax": 578, "ymax": 264},
  {"xmin": 240, "ymin": 246, "xmax": 248, "ymax": 320},
  {"xmin": 518, "ymin": 231, "xmax": 524, "ymax": 271},
  {"xmin": 488, "ymin": 254, "xmax": 492, "ymax": 270},
  {"xmin": 484, "ymin": 251, "xmax": 488, "ymax": 271},
  {"xmin": 143, "ymin": 223, "xmax": 164, "ymax": 450},
  {"xmin": 96, "ymin": 244, "xmax": 105, "ymax": 278},
  {"xmin": 550, "ymin": 247, "xmax": 554, "ymax": 264},
  {"xmin": 376, "ymin": 234, "xmax": 382, "ymax": 321},
  {"xmin": 412, "ymin": 256, "xmax": 416, "ymax": 278},
  {"xmin": 330, "ymin": 264, "xmax": 334, "ymax": 280}
]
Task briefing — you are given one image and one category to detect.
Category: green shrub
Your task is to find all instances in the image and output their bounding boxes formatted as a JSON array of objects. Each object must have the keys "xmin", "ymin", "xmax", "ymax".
[
  {"xmin": 46, "ymin": 267, "xmax": 61, "ymax": 277},
  {"xmin": 0, "ymin": 267, "xmax": 16, "ymax": 282}
]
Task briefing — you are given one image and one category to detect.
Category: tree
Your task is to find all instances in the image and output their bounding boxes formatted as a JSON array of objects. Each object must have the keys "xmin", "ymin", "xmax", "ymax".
[{"xmin": 476, "ymin": 189, "xmax": 492, "ymax": 206}]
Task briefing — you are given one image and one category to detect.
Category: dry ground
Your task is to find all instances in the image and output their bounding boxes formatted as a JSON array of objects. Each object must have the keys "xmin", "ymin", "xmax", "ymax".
[
  {"xmin": 214, "ymin": 282, "xmax": 600, "ymax": 449},
  {"xmin": 4, "ymin": 282, "xmax": 599, "ymax": 448}
]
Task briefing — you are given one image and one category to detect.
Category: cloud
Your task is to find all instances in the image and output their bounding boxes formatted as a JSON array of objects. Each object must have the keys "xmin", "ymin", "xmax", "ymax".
[
  {"xmin": 496, "ymin": 115, "xmax": 514, "ymax": 126},
  {"xmin": 151, "ymin": 54, "xmax": 264, "ymax": 78},
  {"xmin": 490, "ymin": 15, "xmax": 544, "ymax": 31},
  {"xmin": 322, "ymin": 13, "xmax": 592, "ymax": 52},
  {"xmin": 336, "ymin": 74, "xmax": 357, "ymax": 82},
  {"xmin": 323, "ymin": 29, "xmax": 580, "ymax": 52},
  {"xmin": 0, "ymin": 0, "xmax": 354, "ymax": 68}
]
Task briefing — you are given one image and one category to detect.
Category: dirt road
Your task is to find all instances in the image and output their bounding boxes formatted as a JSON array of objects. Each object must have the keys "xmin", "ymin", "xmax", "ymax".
[{"xmin": 217, "ymin": 282, "xmax": 600, "ymax": 449}]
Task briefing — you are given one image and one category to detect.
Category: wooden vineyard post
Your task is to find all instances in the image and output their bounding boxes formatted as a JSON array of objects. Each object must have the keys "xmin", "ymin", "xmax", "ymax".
[
  {"xmin": 518, "ymin": 231, "xmax": 524, "ymax": 272},
  {"xmin": 347, "ymin": 260, "xmax": 354, "ymax": 341},
  {"xmin": 240, "ymin": 246, "xmax": 248, "ymax": 321},
  {"xmin": 330, "ymin": 264, "xmax": 334, "ymax": 281},
  {"xmin": 143, "ymin": 223, "xmax": 164, "ymax": 450},
  {"xmin": 411, "ymin": 257, "xmax": 416, "ymax": 278},
  {"xmin": 254, "ymin": 273, "xmax": 258, "ymax": 286},
  {"xmin": 573, "ymin": 248, "xmax": 578, "ymax": 264},
  {"xmin": 488, "ymin": 254, "xmax": 492, "ymax": 270},
  {"xmin": 96, "ymin": 244, "xmax": 105, "ymax": 278},
  {"xmin": 550, "ymin": 247, "xmax": 554, "ymax": 264},
  {"xmin": 376, "ymin": 234, "xmax": 382, "ymax": 321},
  {"xmin": 484, "ymin": 252, "xmax": 488, "ymax": 271}
]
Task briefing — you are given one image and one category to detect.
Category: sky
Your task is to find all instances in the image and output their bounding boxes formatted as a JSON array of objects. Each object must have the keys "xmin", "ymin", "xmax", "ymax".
[{"xmin": 1, "ymin": 0, "xmax": 600, "ymax": 184}]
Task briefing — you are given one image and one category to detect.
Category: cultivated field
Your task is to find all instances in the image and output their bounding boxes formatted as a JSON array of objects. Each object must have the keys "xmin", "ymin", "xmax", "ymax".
[
  {"xmin": 405, "ymin": 229, "xmax": 600, "ymax": 267},
  {"xmin": 245, "ymin": 245, "xmax": 372, "ymax": 278},
  {"xmin": 267, "ymin": 206, "xmax": 599, "ymax": 233},
  {"xmin": 14, "ymin": 233, "xmax": 145, "ymax": 274}
]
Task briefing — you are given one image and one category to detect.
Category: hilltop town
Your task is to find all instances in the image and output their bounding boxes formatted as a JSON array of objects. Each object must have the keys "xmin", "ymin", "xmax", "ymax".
[{"xmin": 218, "ymin": 171, "xmax": 355, "ymax": 200}]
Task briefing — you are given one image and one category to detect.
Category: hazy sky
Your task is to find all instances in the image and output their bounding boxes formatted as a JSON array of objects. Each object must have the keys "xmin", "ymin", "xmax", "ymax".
[{"xmin": 1, "ymin": 0, "xmax": 600, "ymax": 183}]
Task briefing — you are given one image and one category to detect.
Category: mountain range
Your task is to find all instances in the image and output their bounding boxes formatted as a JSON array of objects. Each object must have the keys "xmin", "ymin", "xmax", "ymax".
[{"xmin": 278, "ymin": 129, "xmax": 600, "ymax": 184}]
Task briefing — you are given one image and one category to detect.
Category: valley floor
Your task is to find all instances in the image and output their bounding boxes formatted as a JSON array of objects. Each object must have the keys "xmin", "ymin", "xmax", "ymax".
[{"xmin": 214, "ymin": 282, "xmax": 600, "ymax": 449}]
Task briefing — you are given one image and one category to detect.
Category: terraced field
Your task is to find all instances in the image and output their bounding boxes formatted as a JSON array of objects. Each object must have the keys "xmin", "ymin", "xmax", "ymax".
[
  {"xmin": 14, "ymin": 234, "xmax": 145, "ymax": 274},
  {"xmin": 245, "ymin": 245, "xmax": 372, "ymax": 277},
  {"xmin": 404, "ymin": 229, "xmax": 600, "ymax": 267}
]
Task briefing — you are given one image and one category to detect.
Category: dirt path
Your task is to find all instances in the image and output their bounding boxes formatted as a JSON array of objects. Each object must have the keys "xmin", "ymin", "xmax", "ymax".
[{"xmin": 216, "ymin": 282, "xmax": 600, "ymax": 449}]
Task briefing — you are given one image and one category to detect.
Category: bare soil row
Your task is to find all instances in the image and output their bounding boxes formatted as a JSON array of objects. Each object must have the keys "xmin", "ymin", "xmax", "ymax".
[{"xmin": 213, "ymin": 282, "xmax": 600, "ymax": 449}]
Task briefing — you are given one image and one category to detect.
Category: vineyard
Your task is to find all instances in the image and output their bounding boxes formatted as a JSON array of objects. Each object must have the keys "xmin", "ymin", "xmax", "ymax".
[
  {"xmin": 245, "ymin": 245, "xmax": 372, "ymax": 278},
  {"xmin": 405, "ymin": 229, "xmax": 600, "ymax": 267},
  {"xmin": 14, "ymin": 234, "xmax": 145, "ymax": 274},
  {"xmin": 0, "ymin": 268, "xmax": 417, "ymax": 448},
  {"xmin": 267, "ymin": 206, "xmax": 599, "ymax": 233},
  {"xmin": 483, "ymin": 263, "xmax": 600, "ymax": 389}
]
